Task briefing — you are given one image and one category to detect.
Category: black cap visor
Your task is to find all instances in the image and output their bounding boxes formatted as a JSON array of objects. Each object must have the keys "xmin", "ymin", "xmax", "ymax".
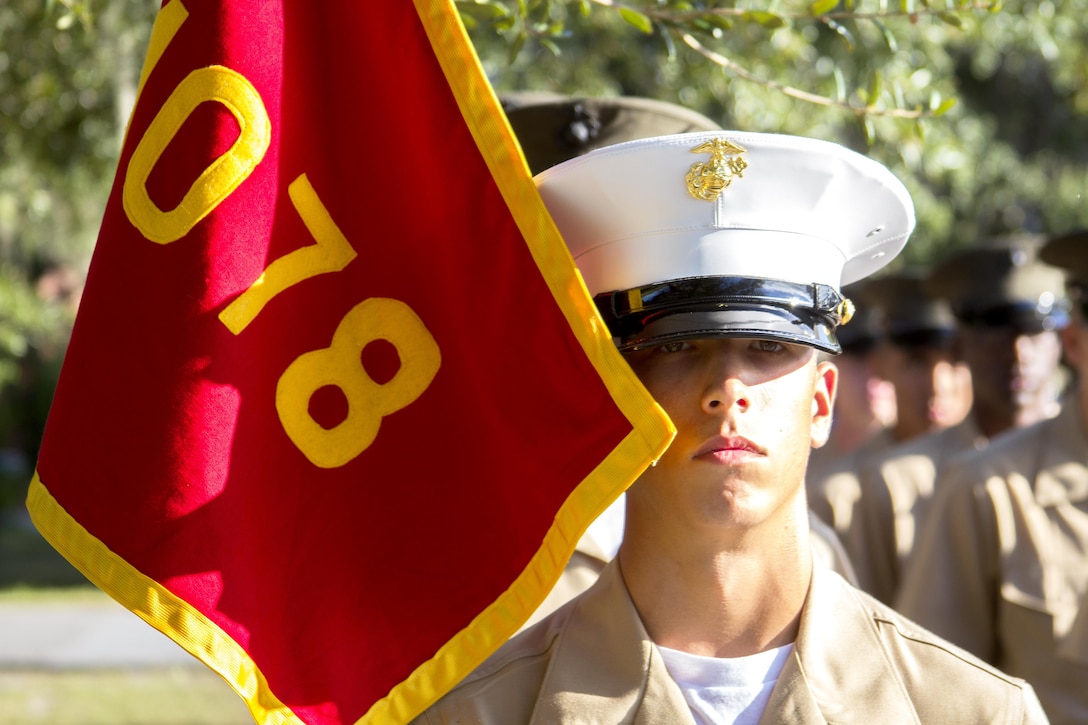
[
  {"xmin": 887, "ymin": 328, "xmax": 956, "ymax": 350},
  {"xmin": 595, "ymin": 276, "xmax": 846, "ymax": 354},
  {"xmin": 956, "ymin": 301, "xmax": 1069, "ymax": 333}
]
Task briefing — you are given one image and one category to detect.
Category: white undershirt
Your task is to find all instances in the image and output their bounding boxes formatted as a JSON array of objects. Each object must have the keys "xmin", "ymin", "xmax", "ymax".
[{"xmin": 657, "ymin": 643, "xmax": 794, "ymax": 725}]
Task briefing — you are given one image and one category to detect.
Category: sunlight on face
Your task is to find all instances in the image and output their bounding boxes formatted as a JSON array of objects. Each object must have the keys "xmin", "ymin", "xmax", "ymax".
[{"xmin": 623, "ymin": 337, "xmax": 836, "ymax": 534}]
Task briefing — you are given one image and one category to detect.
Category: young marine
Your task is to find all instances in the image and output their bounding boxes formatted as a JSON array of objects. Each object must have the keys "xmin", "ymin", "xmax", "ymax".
[
  {"xmin": 413, "ymin": 130, "xmax": 1046, "ymax": 723},
  {"xmin": 503, "ymin": 95, "xmax": 857, "ymax": 630}
]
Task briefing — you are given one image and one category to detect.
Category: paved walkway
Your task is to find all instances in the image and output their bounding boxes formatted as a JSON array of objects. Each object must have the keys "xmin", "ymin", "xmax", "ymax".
[
  {"xmin": 0, "ymin": 506, "xmax": 198, "ymax": 670},
  {"xmin": 0, "ymin": 594, "xmax": 199, "ymax": 668}
]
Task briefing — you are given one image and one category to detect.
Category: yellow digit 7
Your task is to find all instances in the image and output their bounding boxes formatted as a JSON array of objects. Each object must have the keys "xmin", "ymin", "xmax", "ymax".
[
  {"xmin": 276, "ymin": 298, "xmax": 442, "ymax": 469},
  {"xmin": 219, "ymin": 174, "xmax": 357, "ymax": 335}
]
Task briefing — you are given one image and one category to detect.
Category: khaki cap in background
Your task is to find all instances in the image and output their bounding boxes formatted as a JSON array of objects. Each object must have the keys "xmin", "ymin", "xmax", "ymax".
[
  {"xmin": 927, "ymin": 234, "xmax": 1069, "ymax": 332},
  {"xmin": 1039, "ymin": 229, "xmax": 1088, "ymax": 287},
  {"xmin": 500, "ymin": 93, "xmax": 721, "ymax": 175},
  {"xmin": 866, "ymin": 271, "xmax": 957, "ymax": 348}
]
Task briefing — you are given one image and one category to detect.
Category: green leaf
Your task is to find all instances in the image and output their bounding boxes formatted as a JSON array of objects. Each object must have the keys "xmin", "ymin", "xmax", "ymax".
[
  {"xmin": 692, "ymin": 18, "xmax": 716, "ymax": 37},
  {"xmin": 540, "ymin": 38, "xmax": 562, "ymax": 56},
  {"xmin": 507, "ymin": 32, "xmax": 526, "ymax": 64},
  {"xmin": 619, "ymin": 7, "xmax": 654, "ymax": 33},
  {"xmin": 809, "ymin": 0, "xmax": 839, "ymax": 15},
  {"xmin": 661, "ymin": 28, "xmax": 677, "ymax": 61},
  {"xmin": 874, "ymin": 19, "xmax": 898, "ymax": 52},
  {"xmin": 825, "ymin": 19, "xmax": 855, "ymax": 50},
  {"xmin": 457, "ymin": 1, "xmax": 511, "ymax": 21},
  {"xmin": 867, "ymin": 70, "xmax": 883, "ymax": 106},
  {"xmin": 703, "ymin": 14, "xmax": 734, "ymax": 32},
  {"xmin": 862, "ymin": 116, "xmax": 876, "ymax": 145},
  {"xmin": 898, "ymin": 0, "xmax": 914, "ymax": 13},
  {"xmin": 833, "ymin": 67, "xmax": 846, "ymax": 102},
  {"xmin": 578, "ymin": 0, "xmax": 591, "ymax": 16},
  {"xmin": 741, "ymin": 10, "xmax": 786, "ymax": 28},
  {"xmin": 937, "ymin": 11, "xmax": 964, "ymax": 28},
  {"xmin": 932, "ymin": 97, "xmax": 957, "ymax": 116}
]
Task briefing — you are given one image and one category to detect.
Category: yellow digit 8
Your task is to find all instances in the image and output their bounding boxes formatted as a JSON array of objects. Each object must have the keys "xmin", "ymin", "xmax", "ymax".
[
  {"xmin": 123, "ymin": 65, "xmax": 271, "ymax": 244},
  {"xmin": 276, "ymin": 298, "xmax": 442, "ymax": 468}
]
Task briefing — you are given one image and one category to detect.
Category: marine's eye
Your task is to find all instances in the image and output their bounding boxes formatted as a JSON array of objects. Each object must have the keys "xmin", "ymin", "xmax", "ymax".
[
  {"xmin": 753, "ymin": 339, "xmax": 784, "ymax": 353},
  {"xmin": 656, "ymin": 341, "xmax": 692, "ymax": 354}
]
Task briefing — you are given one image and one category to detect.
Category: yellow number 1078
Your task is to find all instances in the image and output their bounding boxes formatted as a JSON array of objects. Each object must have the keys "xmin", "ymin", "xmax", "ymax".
[{"xmin": 122, "ymin": 0, "xmax": 442, "ymax": 470}]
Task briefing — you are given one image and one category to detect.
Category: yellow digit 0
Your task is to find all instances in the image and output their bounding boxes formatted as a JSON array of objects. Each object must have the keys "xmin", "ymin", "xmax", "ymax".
[
  {"xmin": 276, "ymin": 298, "xmax": 442, "ymax": 468},
  {"xmin": 123, "ymin": 64, "xmax": 271, "ymax": 244}
]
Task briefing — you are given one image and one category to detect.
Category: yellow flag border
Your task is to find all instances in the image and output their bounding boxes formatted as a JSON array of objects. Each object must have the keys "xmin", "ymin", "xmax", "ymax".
[
  {"xmin": 27, "ymin": 473, "xmax": 302, "ymax": 724},
  {"xmin": 27, "ymin": 1, "xmax": 675, "ymax": 723},
  {"xmin": 367, "ymin": 1, "xmax": 676, "ymax": 723}
]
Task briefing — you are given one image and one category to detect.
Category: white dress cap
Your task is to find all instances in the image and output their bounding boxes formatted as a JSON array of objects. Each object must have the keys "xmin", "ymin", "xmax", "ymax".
[{"xmin": 535, "ymin": 131, "xmax": 915, "ymax": 353}]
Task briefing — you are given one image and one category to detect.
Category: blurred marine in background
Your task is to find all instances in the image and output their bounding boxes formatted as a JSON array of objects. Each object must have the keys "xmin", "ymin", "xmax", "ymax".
[
  {"xmin": 897, "ymin": 229, "xmax": 1088, "ymax": 725},
  {"xmin": 849, "ymin": 235, "xmax": 1069, "ymax": 604}
]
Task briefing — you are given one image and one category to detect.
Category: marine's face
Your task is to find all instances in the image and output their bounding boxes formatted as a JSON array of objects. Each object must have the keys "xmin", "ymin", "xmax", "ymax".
[
  {"xmin": 622, "ymin": 336, "xmax": 835, "ymax": 533},
  {"xmin": 881, "ymin": 344, "xmax": 971, "ymax": 439},
  {"xmin": 958, "ymin": 325, "xmax": 1062, "ymax": 418},
  {"xmin": 1059, "ymin": 301, "xmax": 1088, "ymax": 422}
]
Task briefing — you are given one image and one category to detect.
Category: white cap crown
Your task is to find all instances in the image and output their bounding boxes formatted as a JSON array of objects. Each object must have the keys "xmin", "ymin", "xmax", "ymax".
[{"xmin": 535, "ymin": 131, "xmax": 915, "ymax": 353}]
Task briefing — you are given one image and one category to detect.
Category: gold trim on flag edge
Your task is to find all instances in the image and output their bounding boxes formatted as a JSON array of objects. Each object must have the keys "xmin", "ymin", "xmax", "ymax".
[
  {"xmin": 26, "ymin": 473, "xmax": 302, "ymax": 725},
  {"xmin": 364, "ymin": 1, "xmax": 677, "ymax": 724}
]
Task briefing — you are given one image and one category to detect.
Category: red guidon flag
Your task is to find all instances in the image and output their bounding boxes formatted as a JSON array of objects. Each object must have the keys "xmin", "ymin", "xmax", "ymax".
[{"xmin": 28, "ymin": 1, "xmax": 672, "ymax": 723}]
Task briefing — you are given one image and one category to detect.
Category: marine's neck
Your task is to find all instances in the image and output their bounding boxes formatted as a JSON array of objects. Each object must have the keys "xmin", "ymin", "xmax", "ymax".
[{"xmin": 617, "ymin": 494, "xmax": 811, "ymax": 659}]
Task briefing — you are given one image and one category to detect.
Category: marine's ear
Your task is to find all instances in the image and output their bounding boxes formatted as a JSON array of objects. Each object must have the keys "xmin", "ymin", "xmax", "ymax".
[
  {"xmin": 810, "ymin": 359, "xmax": 838, "ymax": 449},
  {"xmin": 1059, "ymin": 319, "xmax": 1086, "ymax": 370}
]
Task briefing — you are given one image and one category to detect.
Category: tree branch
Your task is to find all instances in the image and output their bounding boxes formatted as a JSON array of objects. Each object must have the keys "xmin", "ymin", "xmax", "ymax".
[{"xmin": 679, "ymin": 32, "xmax": 928, "ymax": 119}]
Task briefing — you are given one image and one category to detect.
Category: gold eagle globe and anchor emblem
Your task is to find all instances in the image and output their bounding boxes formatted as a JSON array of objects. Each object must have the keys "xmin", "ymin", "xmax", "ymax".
[{"xmin": 686, "ymin": 138, "xmax": 748, "ymax": 202}]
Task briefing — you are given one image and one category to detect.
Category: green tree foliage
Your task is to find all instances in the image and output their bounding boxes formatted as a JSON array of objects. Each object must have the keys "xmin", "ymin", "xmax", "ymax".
[
  {"xmin": 0, "ymin": 0, "xmax": 156, "ymax": 498},
  {"xmin": 462, "ymin": 0, "xmax": 1088, "ymax": 264}
]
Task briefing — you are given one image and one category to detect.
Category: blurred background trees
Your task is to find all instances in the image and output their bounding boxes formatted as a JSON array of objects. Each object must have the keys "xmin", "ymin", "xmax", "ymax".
[
  {"xmin": 463, "ymin": 0, "xmax": 1088, "ymax": 262},
  {"xmin": 0, "ymin": 0, "xmax": 158, "ymax": 507},
  {"xmin": 1, "ymin": 0, "xmax": 1087, "ymax": 504}
]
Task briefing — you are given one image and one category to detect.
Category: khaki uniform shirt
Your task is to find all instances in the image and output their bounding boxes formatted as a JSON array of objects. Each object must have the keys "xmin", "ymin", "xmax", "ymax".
[
  {"xmin": 897, "ymin": 402, "xmax": 1088, "ymax": 725},
  {"xmin": 415, "ymin": 560, "xmax": 1044, "ymax": 724},
  {"xmin": 848, "ymin": 418, "xmax": 987, "ymax": 603}
]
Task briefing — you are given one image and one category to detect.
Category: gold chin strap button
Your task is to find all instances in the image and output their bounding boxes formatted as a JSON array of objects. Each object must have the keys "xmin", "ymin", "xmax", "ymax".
[{"xmin": 836, "ymin": 298, "xmax": 855, "ymax": 326}]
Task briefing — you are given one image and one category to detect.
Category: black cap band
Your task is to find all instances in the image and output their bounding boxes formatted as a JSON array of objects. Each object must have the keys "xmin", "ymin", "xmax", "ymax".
[{"xmin": 594, "ymin": 276, "xmax": 849, "ymax": 354}]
